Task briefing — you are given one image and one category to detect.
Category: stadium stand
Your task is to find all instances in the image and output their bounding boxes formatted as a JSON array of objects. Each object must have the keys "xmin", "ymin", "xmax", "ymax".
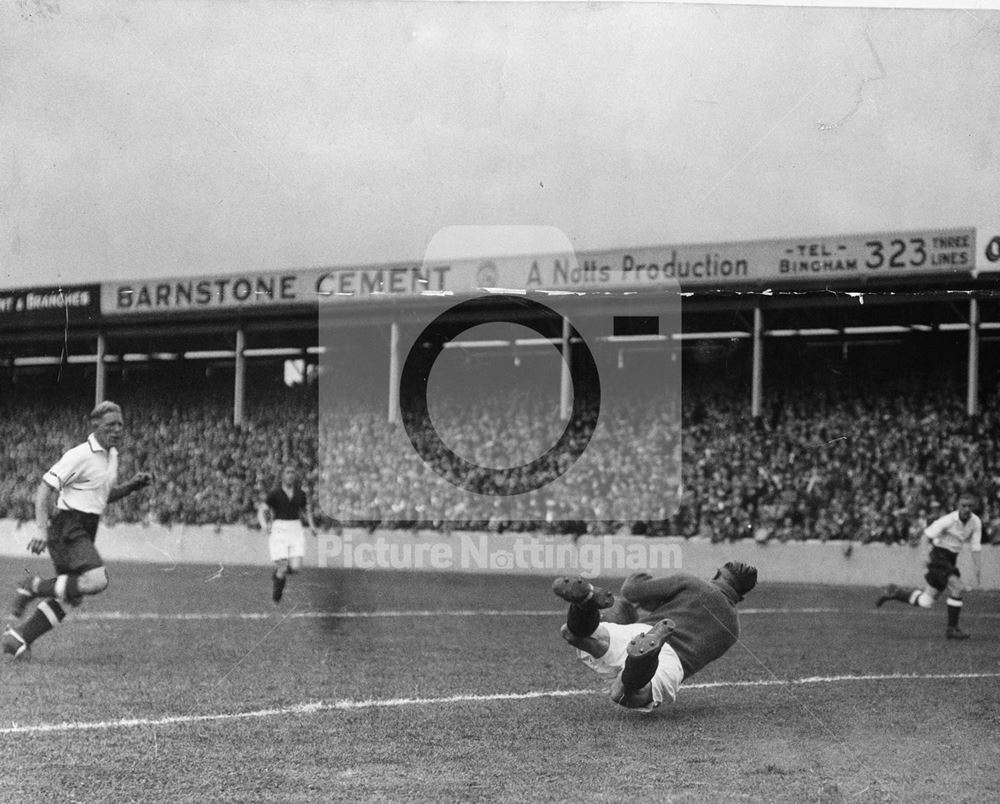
[{"xmin": 2, "ymin": 340, "xmax": 997, "ymax": 545}]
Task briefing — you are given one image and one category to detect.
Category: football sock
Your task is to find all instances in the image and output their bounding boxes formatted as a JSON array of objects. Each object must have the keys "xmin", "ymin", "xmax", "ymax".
[
  {"xmin": 621, "ymin": 651, "xmax": 659, "ymax": 692},
  {"xmin": 19, "ymin": 598, "xmax": 66, "ymax": 645},
  {"xmin": 946, "ymin": 598, "xmax": 962, "ymax": 628},
  {"xmin": 272, "ymin": 571, "xmax": 287, "ymax": 603},
  {"xmin": 566, "ymin": 603, "xmax": 600, "ymax": 638},
  {"xmin": 32, "ymin": 574, "xmax": 81, "ymax": 601},
  {"xmin": 13, "ymin": 586, "xmax": 34, "ymax": 607}
]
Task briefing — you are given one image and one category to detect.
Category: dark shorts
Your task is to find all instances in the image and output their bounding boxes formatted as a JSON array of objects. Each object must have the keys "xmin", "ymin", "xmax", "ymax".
[
  {"xmin": 924, "ymin": 546, "xmax": 959, "ymax": 591},
  {"xmin": 47, "ymin": 509, "xmax": 103, "ymax": 575}
]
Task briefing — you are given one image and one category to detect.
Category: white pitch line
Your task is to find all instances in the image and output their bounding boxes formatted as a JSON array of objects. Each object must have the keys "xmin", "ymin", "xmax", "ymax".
[
  {"xmin": 66, "ymin": 607, "xmax": 1000, "ymax": 622},
  {"xmin": 71, "ymin": 609, "xmax": 567, "ymax": 621},
  {"xmin": 683, "ymin": 672, "xmax": 1000, "ymax": 689},
  {"xmin": 3, "ymin": 673, "xmax": 999, "ymax": 736},
  {"xmin": 740, "ymin": 607, "xmax": 842, "ymax": 614}
]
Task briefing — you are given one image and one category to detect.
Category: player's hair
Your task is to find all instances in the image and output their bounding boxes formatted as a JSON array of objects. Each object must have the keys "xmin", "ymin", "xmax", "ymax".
[
  {"xmin": 278, "ymin": 463, "xmax": 301, "ymax": 486},
  {"xmin": 715, "ymin": 561, "xmax": 757, "ymax": 597},
  {"xmin": 958, "ymin": 487, "xmax": 978, "ymax": 502},
  {"xmin": 90, "ymin": 400, "xmax": 122, "ymax": 423}
]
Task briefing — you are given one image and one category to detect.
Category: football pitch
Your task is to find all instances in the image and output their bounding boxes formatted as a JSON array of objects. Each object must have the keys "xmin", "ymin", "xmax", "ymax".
[{"xmin": 2, "ymin": 562, "xmax": 998, "ymax": 803}]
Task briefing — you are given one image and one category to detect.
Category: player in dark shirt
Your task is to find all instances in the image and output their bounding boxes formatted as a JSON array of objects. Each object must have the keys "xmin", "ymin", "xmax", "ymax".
[
  {"xmin": 553, "ymin": 561, "xmax": 757, "ymax": 711},
  {"xmin": 257, "ymin": 465, "xmax": 316, "ymax": 604}
]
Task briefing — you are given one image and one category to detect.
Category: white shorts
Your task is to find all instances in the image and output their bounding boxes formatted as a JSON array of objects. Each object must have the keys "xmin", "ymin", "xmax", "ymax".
[
  {"xmin": 575, "ymin": 622, "xmax": 684, "ymax": 712},
  {"xmin": 269, "ymin": 520, "xmax": 306, "ymax": 562}
]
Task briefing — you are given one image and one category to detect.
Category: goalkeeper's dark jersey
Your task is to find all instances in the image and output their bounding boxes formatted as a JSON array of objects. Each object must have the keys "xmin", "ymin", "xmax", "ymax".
[{"xmin": 621, "ymin": 573, "xmax": 742, "ymax": 679}]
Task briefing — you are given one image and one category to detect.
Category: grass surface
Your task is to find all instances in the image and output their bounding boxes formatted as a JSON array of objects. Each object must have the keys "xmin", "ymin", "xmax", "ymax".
[{"xmin": 1, "ymin": 561, "xmax": 999, "ymax": 803}]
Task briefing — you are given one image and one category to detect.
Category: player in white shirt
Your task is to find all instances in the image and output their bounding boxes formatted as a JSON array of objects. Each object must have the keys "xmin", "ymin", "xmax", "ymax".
[
  {"xmin": 2, "ymin": 401, "xmax": 153, "ymax": 660},
  {"xmin": 876, "ymin": 491, "xmax": 982, "ymax": 639}
]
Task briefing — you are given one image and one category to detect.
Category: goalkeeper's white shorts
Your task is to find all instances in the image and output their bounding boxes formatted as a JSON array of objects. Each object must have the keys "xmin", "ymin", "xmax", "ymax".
[{"xmin": 574, "ymin": 622, "xmax": 684, "ymax": 711}]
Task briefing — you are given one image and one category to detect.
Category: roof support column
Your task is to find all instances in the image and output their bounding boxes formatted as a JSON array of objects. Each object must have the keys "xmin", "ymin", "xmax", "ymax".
[
  {"xmin": 967, "ymin": 295, "xmax": 980, "ymax": 417},
  {"xmin": 234, "ymin": 326, "xmax": 246, "ymax": 426},
  {"xmin": 751, "ymin": 303, "xmax": 764, "ymax": 419},
  {"xmin": 95, "ymin": 331, "xmax": 107, "ymax": 406},
  {"xmin": 560, "ymin": 315, "xmax": 572, "ymax": 421},
  {"xmin": 388, "ymin": 319, "xmax": 400, "ymax": 423}
]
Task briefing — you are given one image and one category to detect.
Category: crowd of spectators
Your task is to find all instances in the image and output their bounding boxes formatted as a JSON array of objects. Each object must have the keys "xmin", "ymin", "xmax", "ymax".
[
  {"xmin": 1, "ymin": 347, "xmax": 998, "ymax": 545},
  {"xmin": 316, "ymin": 388, "xmax": 682, "ymax": 534},
  {"xmin": 0, "ymin": 378, "xmax": 317, "ymax": 529},
  {"xmin": 680, "ymin": 379, "xmax": 1000, "ymax": 546}
]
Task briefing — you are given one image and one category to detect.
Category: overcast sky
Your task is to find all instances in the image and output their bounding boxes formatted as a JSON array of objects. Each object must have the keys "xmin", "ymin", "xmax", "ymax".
[{"xmin": 2, "ymin": 1, "xmax": 999, "ymax": 289}]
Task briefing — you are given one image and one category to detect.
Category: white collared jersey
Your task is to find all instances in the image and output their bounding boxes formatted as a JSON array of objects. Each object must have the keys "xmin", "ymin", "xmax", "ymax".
[
  {"xmin": 924, "ymin": 509, "xmax": 982, "ymax": 554},
  {"xmin": 42, "ymin": 433, "xmax": 119, "ymax": 515}
]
